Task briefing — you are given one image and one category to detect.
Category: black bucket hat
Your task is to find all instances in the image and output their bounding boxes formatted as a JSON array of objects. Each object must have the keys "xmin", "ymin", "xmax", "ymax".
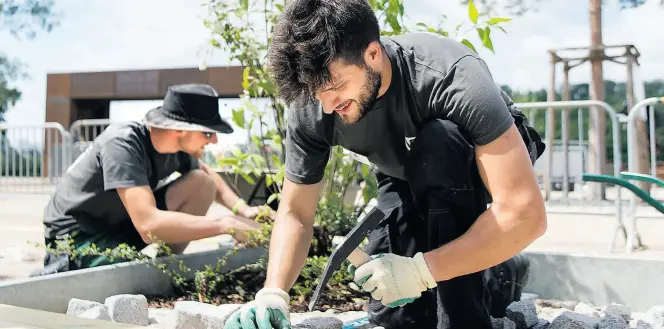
[{"xmin": 143, "ymin": 83, "xmax": 234, "ymax": 134}]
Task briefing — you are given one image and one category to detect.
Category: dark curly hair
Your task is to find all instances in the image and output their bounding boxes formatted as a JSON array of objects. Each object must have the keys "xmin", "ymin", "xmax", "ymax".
[{"xmin": 267, "ymin": 0, "xmax": 380, "ymax": 104}]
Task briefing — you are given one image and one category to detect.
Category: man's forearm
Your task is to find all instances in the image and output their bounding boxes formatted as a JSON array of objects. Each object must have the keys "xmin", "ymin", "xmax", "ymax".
[
  {"xmin": 423, "ymin": 200, "xmax": 546, "ymax": 282},
  {"xmin": 139, "ymin": 211, "xmax": 223, "ymax": 244},
  {"xmin": 201, "ymin": 165, "xmax": 248, "ymax": 213},
  {"xmin": 264, "ymin": 213, "xmax": 314, "ymax": 292}
]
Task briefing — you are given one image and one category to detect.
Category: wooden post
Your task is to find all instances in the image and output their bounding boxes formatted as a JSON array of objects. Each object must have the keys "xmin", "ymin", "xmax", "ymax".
[
  {"xmin": 562, "ymin": 60, "xmax": 571, "ymax": 201},
  {"xmin": 626, "ymin": 46, "xmax": 652, "ymax": 193},
  {"xmin": 545, "ymin": 50, "xmax": 558, "ymax": 201},
  {"xmin": 588, "ymin": 0, "xmax": 607, "ymax": 200}
]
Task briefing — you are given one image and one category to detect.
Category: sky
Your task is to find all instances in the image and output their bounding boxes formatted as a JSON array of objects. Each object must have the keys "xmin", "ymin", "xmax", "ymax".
[{"xmin": 2, "ymin": 0, "xmax": 664, "ymax": 151}]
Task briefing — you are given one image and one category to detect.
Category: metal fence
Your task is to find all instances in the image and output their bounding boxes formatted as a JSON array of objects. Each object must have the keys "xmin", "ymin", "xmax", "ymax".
[
  {"xmin": 0, "ymin": 100, "xmax": 653, "ymax": 210},
  {"xmin": 626, "ymin": 97, "xmax": 664, "ymax": 180},
  {"xmin": 0, "ymin": 123, "xmax": 72, "ymax": 194},
  {"xmin": 515, "ymin": 100, "xmax": 622, "ymax": 204},
  {"xmin": 69, "ymin": 119, "xmax": 117, "ymax": 142}
]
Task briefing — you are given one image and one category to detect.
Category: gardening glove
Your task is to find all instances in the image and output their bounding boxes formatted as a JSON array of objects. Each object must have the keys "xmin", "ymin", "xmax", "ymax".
[
  {"xmin": 350, "ymin": 252, "xmax": 437, "ymax": 308},
  {"xmin": 223, "ymin": 288, "xmax": 291, "ymax": 329}
]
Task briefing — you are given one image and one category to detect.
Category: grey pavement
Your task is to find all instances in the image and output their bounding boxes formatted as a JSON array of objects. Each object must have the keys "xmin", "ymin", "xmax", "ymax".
[{"xmin": 2, "ymin": 188, "xmax": 664, "ymax": 282}]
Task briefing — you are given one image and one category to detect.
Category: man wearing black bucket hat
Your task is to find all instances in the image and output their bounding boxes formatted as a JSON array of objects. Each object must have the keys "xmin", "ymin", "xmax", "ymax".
[{"xmin": 32, "ymin": 84, "xmax": 268, "ymax": 276}]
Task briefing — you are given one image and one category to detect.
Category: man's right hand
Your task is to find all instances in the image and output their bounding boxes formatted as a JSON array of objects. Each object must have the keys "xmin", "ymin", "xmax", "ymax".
[
  {"xmin": 219, "ymin": 215, "xmax": 263, "ymax": 244},
  {"xmin": 224, "ymin": 288, "xmax": 291, "ymax": 329}
]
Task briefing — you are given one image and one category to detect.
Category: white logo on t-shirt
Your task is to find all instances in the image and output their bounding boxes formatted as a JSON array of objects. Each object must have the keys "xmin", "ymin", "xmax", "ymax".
[{"xmin": 405, "ymin": 136, "xmax": 416, "ymax": 151}]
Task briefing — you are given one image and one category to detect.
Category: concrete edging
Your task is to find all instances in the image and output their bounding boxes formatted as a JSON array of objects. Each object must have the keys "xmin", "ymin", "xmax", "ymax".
[
  {"xmin": 1, "ymin": 248, "xmax": 660, "ymax": 314},
  {"xmin": 523, "ymin": 251, "xmax": 664, "ymax": 312},
  {"xmin": 0, "ymin": 245, "xmax": 265, "ymax": 313}
]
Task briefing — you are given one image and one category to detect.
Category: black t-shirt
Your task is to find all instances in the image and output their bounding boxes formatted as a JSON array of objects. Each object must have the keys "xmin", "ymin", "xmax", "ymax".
[
  {"xmin": 43, "ymin": 121, "xmax": 199, "ymax": 239},
  {"xmin": 284, "ymin": 33, "xmax": 515, "ymax": 184}
]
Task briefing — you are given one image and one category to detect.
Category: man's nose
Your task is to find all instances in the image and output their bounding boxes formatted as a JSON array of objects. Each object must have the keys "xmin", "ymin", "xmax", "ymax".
[{"xmin": 318, "ymin": 92, "xmax": 339, "ymax": 114}]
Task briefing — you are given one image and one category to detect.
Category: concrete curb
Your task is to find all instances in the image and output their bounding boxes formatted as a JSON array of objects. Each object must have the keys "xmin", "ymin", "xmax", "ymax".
[
  {"xmin": 523, "ymin": 251, "xmax": 664, "ymax": 312},
  {"xmin": 0, "ymin": 245, "xmax": 265, "ymax": 313},
  {"xmin": 1, "ymin": 248, "xmax": 660, "ymax": 314}
]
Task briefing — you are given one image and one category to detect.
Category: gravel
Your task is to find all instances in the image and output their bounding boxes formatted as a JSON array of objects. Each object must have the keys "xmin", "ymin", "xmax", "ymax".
[{"xmin": 65, "ymin": 294, "xmax": 664, "ymax": 329}]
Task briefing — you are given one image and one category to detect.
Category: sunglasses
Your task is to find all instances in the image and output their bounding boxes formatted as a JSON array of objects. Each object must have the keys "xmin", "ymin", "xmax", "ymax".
[{"xmin": 202, "ymin": 132, "xmax": 215, "ymax": 139}]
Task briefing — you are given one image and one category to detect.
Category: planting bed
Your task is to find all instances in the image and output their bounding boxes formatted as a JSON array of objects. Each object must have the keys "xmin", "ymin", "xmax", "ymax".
[{"xmin": 146, "ymin": 263, "xmax": 367, "ymax": 313}]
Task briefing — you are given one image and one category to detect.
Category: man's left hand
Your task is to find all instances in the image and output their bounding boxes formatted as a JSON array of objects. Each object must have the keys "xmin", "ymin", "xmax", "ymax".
[
  {"xmin": 350, "ymin": 252, "xmax": 438, "ymax": 308},
  {"xmin": 240, "ymin": 205, "xmax": 275, "ymax": 220}
]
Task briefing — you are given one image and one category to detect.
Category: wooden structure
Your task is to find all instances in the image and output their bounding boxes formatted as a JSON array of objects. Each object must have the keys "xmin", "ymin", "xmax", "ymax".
[
  {"xmin": 544, "ymin": 44, "xmax": 644, "ymax": 199},
  {"xmin": 45, "ymin": 65, "xmax": 245, "ymax": 129}
]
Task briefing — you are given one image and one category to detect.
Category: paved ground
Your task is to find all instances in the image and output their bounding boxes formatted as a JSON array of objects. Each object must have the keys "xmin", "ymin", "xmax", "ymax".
[{"xmin": 1, "ymin": 188, "xmax": 664, "ymax": 282}]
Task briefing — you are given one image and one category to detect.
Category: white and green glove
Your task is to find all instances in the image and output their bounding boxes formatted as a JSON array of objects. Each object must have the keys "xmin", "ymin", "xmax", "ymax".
[
  {"xmin": 223, "ymin": 288, "xmax": 291, "ymax": 329},
  {"xmin": 350, "ymin": 252, "xmax": 438, "ymax": 308}
]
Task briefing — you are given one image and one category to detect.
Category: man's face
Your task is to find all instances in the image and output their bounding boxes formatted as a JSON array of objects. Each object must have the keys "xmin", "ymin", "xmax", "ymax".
[
  {"xmin": 178, "ymin": 131, "xmax": 217, "ymax": 158},
  {"xmin": 316, "ymin": 59, "xmax": 382, "ymax": 125}
]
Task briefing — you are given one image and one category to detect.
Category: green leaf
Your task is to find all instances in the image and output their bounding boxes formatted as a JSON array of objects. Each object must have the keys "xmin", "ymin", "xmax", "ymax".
[
  {"xmin": 230, "ymin": 146, "xmax": 243, "ymax": 157},
  {"xmin": 218, "ymin": 157, "xmax": 240, "ymax": 165},
  {"xmin": 267, "ymin": 193, "xmax": 279, "ymax": 204},
  {"xmin": 476, "ymin": 27, "xmax": 485, "ymax": 41},
  {"xmin": 232, "ymin": 108, "xmax": 245, "ymax": 128},
  {"xmin": 481, "ymin": 27, "xmax": 494, "ymax": 53},
  {"xmin": 240, "ymin": 172, "xmax": 256, "ymax": 185},
  {"xmin": 250, "ymin": 154, "xmax": 266, "ymax": 165},
  {"xmin": 495, "ymin": 25, "xmax": 508, "ymax": 34},
  {"xmin": 461, "ymin": 39, "xmax": 477, "ymax": 53},
  {"xmin": 487, "ymin": 17, "xmax": 512, "ymax": 25},
  {"xmin": 468, "ymin": 0, "xmax": 479, "ymax": 24},
  {"xmin": 242, "ymin": 67, "xmax": 251, "ymax": 90}
]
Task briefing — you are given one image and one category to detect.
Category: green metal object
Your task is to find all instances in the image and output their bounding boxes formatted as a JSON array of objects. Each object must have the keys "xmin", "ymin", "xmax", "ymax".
[
  {"xmin": 583, "ymin": 173, "xmax": 664, "ymax": 213},
  {"xmin": 620, "ymin": 171, "xmax": 664, "ymax": 190},
  {"xmin": 581, "ymin": 173, "xmax": 656, "ymax": 252}
]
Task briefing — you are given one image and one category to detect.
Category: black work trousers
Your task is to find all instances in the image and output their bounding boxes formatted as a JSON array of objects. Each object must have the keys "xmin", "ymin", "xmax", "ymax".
[{"xmin": 365, "ymin": 119, "xmax": 493, "ymax": 329}]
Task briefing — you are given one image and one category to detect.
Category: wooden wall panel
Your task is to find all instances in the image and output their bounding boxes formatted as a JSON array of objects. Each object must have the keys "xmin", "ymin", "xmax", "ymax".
[
  {"xmin": 207, "ymin": 66, "xmax": 244, "ymax": 97},
  {"xmin": 70, "ymin": 72, "xmax": 116, "ymax": 99},
  {"xmin": 115, "ymin": 70, "xmax": 160, "ymax": 99}
]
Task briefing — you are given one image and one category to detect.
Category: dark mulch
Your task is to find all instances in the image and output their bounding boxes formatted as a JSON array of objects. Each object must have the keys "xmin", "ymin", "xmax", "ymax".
[{"xmin": 145, "ymin": 265, "xmax": 369, "ymax": 313}]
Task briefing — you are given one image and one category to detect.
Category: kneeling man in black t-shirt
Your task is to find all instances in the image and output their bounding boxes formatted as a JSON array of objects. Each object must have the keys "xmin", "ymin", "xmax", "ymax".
[{"xmin": 33, "ymin": 84, "xmax": 269, "ymax": 276}]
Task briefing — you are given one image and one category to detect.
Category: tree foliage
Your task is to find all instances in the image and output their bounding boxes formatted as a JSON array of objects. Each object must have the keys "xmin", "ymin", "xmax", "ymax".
[
  {"xmin": 460, "ymin": 0, "xmax": 662, "ymax": 16},
  {"xmin": 0, "ymin": 0, "xmax": 60, "ymax": 122}
]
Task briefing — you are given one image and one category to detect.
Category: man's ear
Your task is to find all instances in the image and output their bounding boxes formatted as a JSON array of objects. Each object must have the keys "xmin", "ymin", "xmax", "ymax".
[{"xmin": 364, "ymin": 41, "xmax": 382, "ymax": 66}]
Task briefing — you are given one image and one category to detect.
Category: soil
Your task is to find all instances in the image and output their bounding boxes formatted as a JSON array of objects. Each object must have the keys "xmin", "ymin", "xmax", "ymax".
[{"xmin": 145, "ymin": 265, "xmax": 369, "ymax": 313}]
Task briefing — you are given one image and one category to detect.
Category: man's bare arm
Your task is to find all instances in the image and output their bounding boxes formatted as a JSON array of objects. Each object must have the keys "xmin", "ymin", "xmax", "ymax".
[
  {"xmin": 263, "ymin": 177, "xmax": 322, "ymax": 291},
  {"xmin": 117, "ymin": 185, "xmax": 229, "ymax": 244},
  {"xmin": 197, "ymin": 161, "xmax": 249, "ymax": 213},
  {"xmin": 423, "ymin": 124, "xmax": 547, "ymax": 281}
]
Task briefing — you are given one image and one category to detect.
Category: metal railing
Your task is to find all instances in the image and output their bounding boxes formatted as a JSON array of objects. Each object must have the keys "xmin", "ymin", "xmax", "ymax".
[
  {"xmin": 514, "ymin": 100, "xmax": 623, "ymax": 221},
  {"xmin": 69, "ymin": 119, "xmax": 119, "ymax": 142},
  {"xmin": 68, "ymin": 119, "xmax": 121, "ymax": 160},
  {"xmin": 626, "ymin": 97, "xmax": 664, "ymax": 179},
  {"xmin": 625, "ymin": 97, "xmax": 664, "ymax": 217},
  {"xmin": 0, "ymin": 123, "xmax": 72, "ymax": 194}
]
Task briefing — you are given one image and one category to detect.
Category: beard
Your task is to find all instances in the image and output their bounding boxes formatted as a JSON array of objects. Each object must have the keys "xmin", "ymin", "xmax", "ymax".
[
  {"xmin": 178, "ymin": 136, "xmax": 204, "ymax": 159},
  {"xmin": 338, "ymin": 67, "xmax": 382, "ymax": 125}
]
